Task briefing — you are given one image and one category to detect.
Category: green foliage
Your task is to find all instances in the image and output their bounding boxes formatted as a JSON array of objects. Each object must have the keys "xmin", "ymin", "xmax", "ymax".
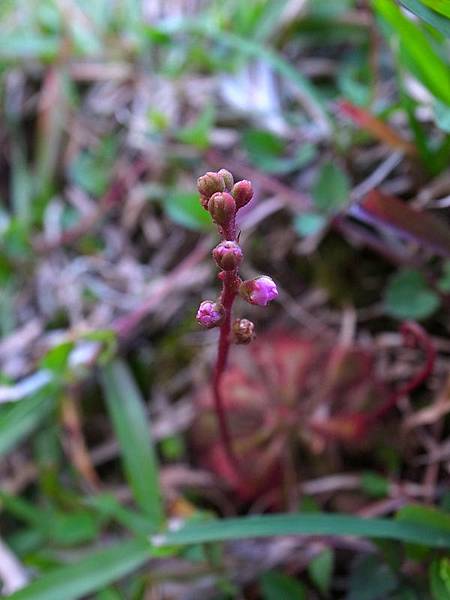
[
  {"xmin": 308, "ymin": 548, "xmax": 334, "ymax": 595},
  {"xmin": 260, "ymin": 570, "xmax": 307, "ymax": 600},
  {"xmin": 429, "ymin": 557, "xmax": 450, "ymax": 600},
  {"xmin": 8, "ymin": 538, "xmax": 152, "ymax": 600},
  {"xmin": 384, "ymin": 269, "xmax": 440, "ymax": 320},
  {"xmin": 154, "ymin": 512, "xmax": 450, "ymax": 548},
  {"xmin": 400, "ymin": 0, "xmax": 450, "ymax": 36},
  {"xmin": 100, "ymin": 360, "xmax": 163, "ymax": 527},
  {"xmin": 311, "ymin": 161, "xmax": 350, "ymax": 213},
  {"xmin": 347, "ymin": 555, "xmax": 398, "ymax": 600},
  {"xmin": 374, "ymin": 0, "xmax": 450, "ymax": 104},
  {"xmin": 163, "ymin": 191, "xmax": 212, "ymax": 230},
  {"xmin": 242, "ymin": 129, "xmax": 316, "ymax": 174}
]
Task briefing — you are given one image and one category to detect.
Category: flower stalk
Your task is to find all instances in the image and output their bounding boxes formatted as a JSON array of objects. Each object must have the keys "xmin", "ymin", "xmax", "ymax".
[{"xmin": 196, "ymin": 169, "xmax": 278, "ymax": 470}]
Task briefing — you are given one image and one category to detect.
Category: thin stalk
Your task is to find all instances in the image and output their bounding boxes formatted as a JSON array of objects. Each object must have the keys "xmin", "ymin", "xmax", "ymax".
[{"xmin": 212, "ymin": 218, "xmax": 240, "ymax": 472}]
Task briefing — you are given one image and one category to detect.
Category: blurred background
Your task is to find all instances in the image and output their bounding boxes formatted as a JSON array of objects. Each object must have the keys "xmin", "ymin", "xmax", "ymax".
[{"xmin": 0, "ymin": 1, "xmax": 450, "ymax": 598}]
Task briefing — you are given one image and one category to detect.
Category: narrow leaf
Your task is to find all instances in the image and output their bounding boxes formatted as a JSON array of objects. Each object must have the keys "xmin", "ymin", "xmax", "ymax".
[
  {"xmin": 0, "ymin": 387, "xmax": 56, "ymax": 456},
  {"xmin": 152, "ymin": 513, "xmax": 450, "ymax": 548},
  {"xmin": 374, "ymin": 0, "xmax": 450, "ymax": 104},
  {"xmin": 100, "ymin": 360, "xmax": 162, "ymax": 527},
  {"xmin": 8, "ymin": 538, "xmax": 152, "ymax": 600},
  {"xmin": 400, "ymin": 0, "xmax": 450, "ymax": 36},
  {"xmin": 356, "ymin": 190, "xmax": 450, "ymax": 257}
]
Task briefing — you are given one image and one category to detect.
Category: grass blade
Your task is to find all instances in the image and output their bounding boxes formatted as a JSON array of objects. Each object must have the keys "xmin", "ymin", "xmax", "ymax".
[
  {"xmin": 8, "ymin": 538, "xmax": 152, "ymax": 600},
  {"xmin": 153, "ymin": 513, "xmax": 450, "ymax": 549},
  {"xmin": 400, "ymin": 0, "xmax": 450, "ymax": 36},
  {"xmin": 0, "ymin": 385, "xmax": 56, "ymax": 456},
  {"xmin": 374, "ymin": 0, "xmax": 450, "ymax": 104},
  {"xmin": 100, "ymin": 359, "xmax": 162, "ymax": 528}
]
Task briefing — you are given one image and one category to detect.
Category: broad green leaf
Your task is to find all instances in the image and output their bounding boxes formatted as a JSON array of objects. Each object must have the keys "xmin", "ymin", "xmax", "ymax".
[
  {"xmin": 40, "ymin": 341, "xmax": 74, "ymax": 373},
  {"xmin": 8, "ymin": 538, "xmax": 152, "ymax": 600},
  {"xmin": 311, "ymin": 161, "xmax": 350, "ymax": 213},
  {"xmin": 384, "ymin": 269, "xmax": 440, "ymax": 320},
  {"xmin": 260, "ymin": 570, "xmax": 306, "ymax": 600},
  {"xmin": 100, "ymin": 360, "xmax": 162, "ymax": 527},
  {"xmin": 153, "ymin": 513, "xmax": 450, "ymax": 548},
  {"xmin": 294, "ymin": 212, "xmax": 326, "ymax": 237},
  {"xmin": 429, "ymin": 557, "xmax": 450, "ymax": 600},
  {"xmin": 308, "ymin": 548, "xmax": 334, "ymax": 596},
  {"xmin": 242, "ymin": 130, "xmax": 315, "ymax": 174},
  {"xmin": 163, "ymin": 191, "xmax": 212, "ymax": 231},
  {"xmin": 400, "ymin": 0, "xmax": 450, "ymax": 36},
  {"xmin": 347, "ymin": 555, "xmax": 398, "ymax": 600},
  {"xmin": 374, "ymin": 0, "xmax": 450, "ymax": 104},
  {"xmin": 0, "ymin": 385, "xmax": 57, "ymax": 456}
]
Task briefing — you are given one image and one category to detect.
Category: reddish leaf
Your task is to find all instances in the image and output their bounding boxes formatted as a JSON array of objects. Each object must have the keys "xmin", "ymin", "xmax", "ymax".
[
  {"xmin": 338, "ymin": 100, "xmax": 417, "ymax": 157},
  {"xmin": 357, "ymin": 190, "xmax": 450, "ymax": 257}
]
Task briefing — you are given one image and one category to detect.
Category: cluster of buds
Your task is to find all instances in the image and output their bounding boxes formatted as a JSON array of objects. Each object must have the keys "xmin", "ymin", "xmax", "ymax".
[{"xmin": 195, "ymin": 169, "xmax": 278, "ymax": 344}]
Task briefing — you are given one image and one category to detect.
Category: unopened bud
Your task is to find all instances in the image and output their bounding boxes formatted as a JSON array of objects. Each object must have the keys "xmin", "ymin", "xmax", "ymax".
[
  {"xmin": 232, "ymin": 318, "xmax": 255, "ymax": 344},
  {"xmin": 197, "ymin": 172, "xmax": 225, "ymax": 199},
  {"xmin": 199, "ymin": 194, "xmax": 211, "ymax": 210},
  {"xmin": 232, "ymin": 180, "xmax": 253, "ymax": 210},
  {"xmin": 196, "ymin": 300, "xmax": 225, "ymax": 329},
  {"xmin": 212, "ymin": 241, "xmax": 243, "ymax": 271},
  {"xmin": 217, "ymin": 169, "xmax": 234, "ymax": 191},
  {"xmin": 207, "ymin": 192, "xmax": 236, "ymax": 225},
  {"xmin": 239, "ymin": 276, "xmax": 278, "ymax": 306}
]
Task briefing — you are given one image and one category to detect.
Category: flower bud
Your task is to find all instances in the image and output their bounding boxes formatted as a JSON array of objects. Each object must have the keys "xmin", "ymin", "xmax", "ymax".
[
  {"xmin": 239, "ymin": 276, "xmax": 278, "ymax": 306},
  {"xmin": 207, "ymin": 192, "xmax": 236, "ymax": 225},
  {"xmin": 200, "ymin": 194, "xmax": 210, "ymax": 210},
  {"xmin": 196, "ymin": 300, "xmax": 225, "ymax": 329},
  {"xmin": 231, "ymin": 180, "xmax": 253, "ymax": 210},
  {"xmin": 217, "ymin": 169, "xmax": 234, "ymax": 191},
  {"xmin": 197, "ymin": 171, "xmax": 225, "ymax": 199},
  {"xmin": 232, "ymin": 318, "xmax": 255, "ymax": 344},
  {"xmin": 212, "ymin": 241, "xmax": 243, "ymax": 271}
]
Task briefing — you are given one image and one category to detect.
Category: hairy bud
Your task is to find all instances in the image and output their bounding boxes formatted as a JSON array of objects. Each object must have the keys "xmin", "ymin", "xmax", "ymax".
[
  {"xmin": 232, "ymin": 180, "xmax": 253, "ymax": 210},
  {"xmin": 239, "ymin": 276, "xmax": 278, "ymax": 306},
  {"xmin": 217, "ymin": 169, "xmax": 234, "ymax": 191},
  {"xmin": 196, "ymin": 300, "xmax": 225, "ymax": 329},
  {"xmin": 232, "ymin": 318, "xmax": 255, "ymax": 344},
  {"xmin": 208, "ymin": 192, "xmax": 236, "ymax": 225},
  {"xmin": 197, "ymin": 172, "xmax": 225, "ymax": 199},
  {"xmin": 212, "ymin": 241, "xmax": 243, "ymax": 271}
]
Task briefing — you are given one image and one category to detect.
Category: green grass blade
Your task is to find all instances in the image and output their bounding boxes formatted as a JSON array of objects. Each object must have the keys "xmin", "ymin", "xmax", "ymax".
[
  {"xmin": 419, "ymin": 0, "xmax": 450, "ymax": 18},
  {"xmin": 374, "ymin": 0, "xmax": 450, "ymax": 104},
  {"xmin": 100, "ymin": 359, "xmax": 162, "ymax": 528},
  {"xmin": 400, "ymin": 0, "xmax": 450, "ymax": 36},
  {"xmin": 167, "ymin": 19, "xmax": 331, "ymax": 133},
  {"xmin": 0, "ymin": 384, "xmax": 56, "ymax": 456},
  {"xmin": 153, "ymin": 513, "xmax": 450, "ymax": 549},
  {"xmin": 8, "ymin": 538, "xmax": 152, "ymax": 600}
]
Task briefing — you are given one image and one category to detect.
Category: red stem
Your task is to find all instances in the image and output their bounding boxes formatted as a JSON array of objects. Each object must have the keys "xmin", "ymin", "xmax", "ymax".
[
  {"xmin": 367, "ymin": 321, "xmax": 436, "ymax": 423},
  {"xmin": 212, "ymin": 218, "xmax": 241, "ymax": 472}
]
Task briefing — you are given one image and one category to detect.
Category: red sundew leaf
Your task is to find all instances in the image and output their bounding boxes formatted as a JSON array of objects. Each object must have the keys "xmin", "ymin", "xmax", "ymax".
[
  {"xmin": 338, "ymin": 100, "xmax": 417, "ymax": 157},
  {"xmin": 357, "ymin": 190, "xmax": 450, "ymax": 257}
]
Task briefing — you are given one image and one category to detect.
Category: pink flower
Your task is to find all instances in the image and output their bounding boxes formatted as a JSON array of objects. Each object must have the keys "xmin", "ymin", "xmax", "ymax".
[
  {"xmin": 239, "ymin": 276, "xmax": 278, "ymax": 307},
  {"xmin": 196, "ymin": 300, "xmax": 225, "ymax": 328}
]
